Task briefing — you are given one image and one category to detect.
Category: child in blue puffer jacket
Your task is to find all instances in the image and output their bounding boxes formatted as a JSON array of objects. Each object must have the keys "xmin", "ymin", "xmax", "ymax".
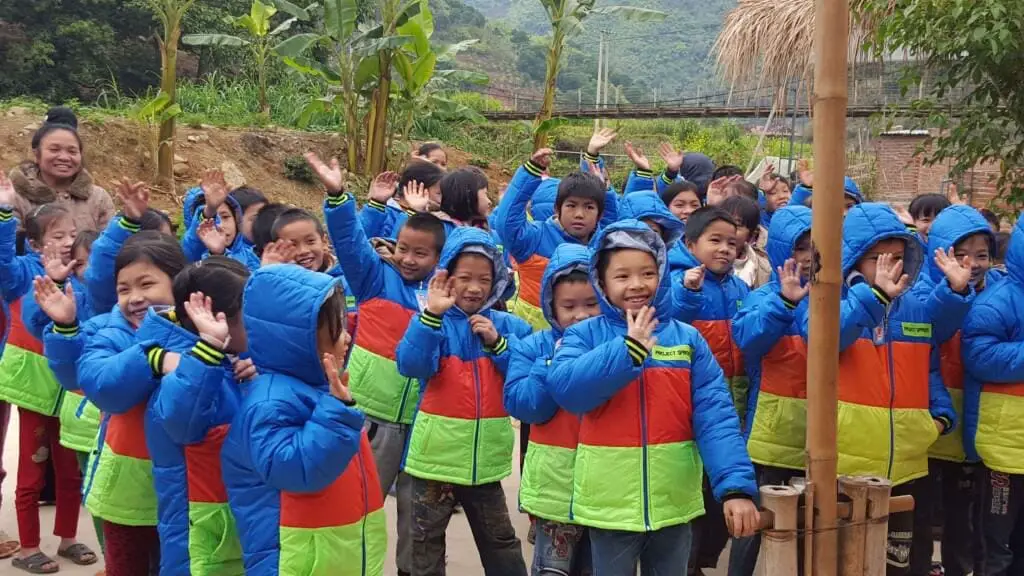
[{"xmin": 180, "ymin": 170, "xmax": 260, "ymax": 269}]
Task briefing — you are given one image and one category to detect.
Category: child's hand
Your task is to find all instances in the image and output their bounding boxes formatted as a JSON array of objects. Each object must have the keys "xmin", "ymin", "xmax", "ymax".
[
  {"xmin": 260, "ymin": 240, "xmax": 297, "ymax": 267},
  {"xmin": 934, "ymin": 419, "xmax": 945, "ymax": 434},
  {"xmin": 304, "ymin": 152, "xmax": 345, "ymax": 194},
  {"xmin": 778, "ymin": 258, "xmax": 809, "ymax": 302},
  {"xmin": 724, "ymin": 498, "xmax": 761, "ymax": 538},
  {"xmin": 657, "ymin": 142, "xmax": 684, "ymax": 174},
  {"xmin": 162, "ymin": 352, "xmax": 181, "ymax": 375},
  {"xmin": 425, "ymin": 269, "xmax": 456, "ymax": 316},
  {"xmin": 183, "ymin": 291, "xmax": 230, "ymax": 349},
  {"xmin": 368, "ymin": 171, "xmax": 399, "ymax": 204},
  {"xmin": 42, "ymin": 242, "xmax": 77, "ymax": 282},
  {"xmin": 404, "ymin": 181, "xmax": 431, "ymax": 213},
  {"xmin": 759, "ymin": 163, "xmax": 777, "ymax": 192},
  {"xmin": 33, "ymin": 276, "xmax": 76, "ymax": 326},
  {"xmin": 893, "ymin": 205, "xmax": 914, "ymax": 226},
  {"xmin": 322, "ymin": 352, "xmax": 353, "ymax": 403},
  {"xmin": 469, "ymin": 315, "xmax": 499, "ymax": 347},
  {"xmin": 624, "ymin": 142, "xmax": 651, "ymax": 172},
  {"xmin": 0, "ymin": 171, "xmax": 16, "ymax": 206},
  {"xmin": 626, "ymin": 306, "xmax": 658, "ymax": 350},
  {"xmin": 797, "ymin": 159, "xmax": 813, "ymax": 187},
  {"xmin": 200, "ymin": 169, "xmax": 229, "ymax": 215},
  {"xmin": 233, "ymin": 357, "xmax": 257, "ymax": 382},
  {"xmin": 874, "ymin": 253, "xmax": 910, "ymax": 299},
  {"xmin": 531, "ymin": 148, "xmax": 553, "ymax": 170},
  {"xmin": 587, "ymin": 127, "xmax": 617, "ymax": 155},
  {"xmin": 197, "ymin": 219, "xmax": 228, "ymax": 256},
  {"xmin": 683, "ymin": 265, "xmax": 705, "ymax": 291},
  {"xmin": 115, "ymin": 178, "xmax": 150, "ymax": 221},
  {"xmin": 934, "ymin": 247, "xmax": 971, "ymax": 294},
  {"xmin": 585, "ymin": 161, "xmax": 611, "ymax": 189}
]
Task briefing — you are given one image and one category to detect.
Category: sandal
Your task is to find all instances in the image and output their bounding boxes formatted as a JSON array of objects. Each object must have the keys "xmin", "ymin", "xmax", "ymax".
[
  {"xmin": 58, "ymin": 543, "xmax": 97, "ymax": 566},
  {"xmin": 11, "ymin": 551, "xmax": 59, "ymax": 574},
  {"xmin": 0, "ymin": 531, "xmax": 20, "ymax": 559}
]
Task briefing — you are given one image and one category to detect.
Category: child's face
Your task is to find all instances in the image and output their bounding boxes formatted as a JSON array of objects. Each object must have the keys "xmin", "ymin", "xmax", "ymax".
[
  {"xmin": 394, "ymin": 227, "xmax": 440, "ymax": 282},
  {"xmin": 557, "ymin": 196, "xmax": 600, "ymax": 242},
  {"xmin": 277, "ymin": 219, "xmax": 328, "ymax": 272},
  {"xmin": 72, "ymin": 245, "xmax": 89, "ymax": 281},
  {"xmin": 450, "ymin": 253, "xmax": 493, "ymax": 314},
  {"xmin": 551, "ymin": 279, "xmax": 600, "ymax": 330},
  {"xmin": 793, "ymin": 232, "xmax": 813, "ymax": 281},
  {"xmin": 641, "ymin": 218, "xmax": 664, "ymax": 240},
  {"xmin": 686, "ymin": 220, "xmax": 739, "ymax": 275},
  {"xmin": 601, "ymin": 249, "xmax": 659, "ymax": 312},
  {"xmin": 954, "ymin": 233, "xmax": 992, "ymax": 286},
  {"xmin": 316, "ymin": 320, "xmax": 352, "ymax": 367},
  {"xmin": 216, "ymin": 204, "xmax": 238, "ymax": 247},
  {"xmin": 765, "ymin": 182, "xmax": 791, "ymax": 212},
  {"xmin": 116, "ymin": 261, "xmax": 174, "ymax": 328},
  {"xmin": 34, "ymin": 215, "xmax": 77, "ymax": 264},
  {"xmin": 913, "ymin": 213, "xmax": 936, "ymax": 238},
  {"xmin": 855, "ymin": 238, "xmax": 906, "ymax": 285},
  {"xmin": 240, "ymin": 202, "xmax": 265, "ymax": 243},
  {"xmin": 427, "ymin": 183, "xmax": 442, "ymax": 211},
  {"xmin": 668, "ymin": 191, "xmax": 701, "ymax": 223},
  {"xmin": 477, "ymin": 187, "xmax": 492, "ymax": 217},
  {"xmin": 730, "ymin": 218, "xmax": 752, "ymax": 251}
]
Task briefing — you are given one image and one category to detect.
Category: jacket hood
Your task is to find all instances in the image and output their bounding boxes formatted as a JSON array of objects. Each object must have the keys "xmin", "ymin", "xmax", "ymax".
[
  {"xmin": 182, "ymin": 186, "xmax": 244, "ymax": 240},
  {"xmin": 243, "ymin": 265, "xmax": 343, "ymax": 389},
  {"xmin": 136, "ymin": 307, "xmax": 201, "ymax": 352},
  {"xmin": 925, "ymin": 205, "xmax": 995, "ymax": 284},
  {"xmin": 529, "ymin": 177, "xmax": 560, "ymax": 222},
  {"xmin": 842, "ymin": 203, "xmax": 923, "ymax": 283},
  {"xmin": 765, "ymin": 205, "xmax": 812, "ymax": 269},
  {"xmin": 589, "ymin": 219, "xmax": 672, "ymax": 324},
  {"xmin": 1007, "ymin": 215, "xmax": 1024, "ymax": 284},
  {"xmin": 10, "ymin": 161, "xmax": 94, "ymax": 203},
  {"xmin": 791, "ymin": 177, "xmax": 863, "ymax": 208},
  {"xmin": 681, "ymin": 153, "xmax": 715, "ymax": 196},
  {"xmin": 438, "ymin": 226, "xmax": 515, "ymax": 313},
  {"xmin": 539, "ymin": 244, "xmax": 592, "ymax": 335},
  {"xmin": 617, "ymin": 191, "xmax": 684, "ymax": 247}
]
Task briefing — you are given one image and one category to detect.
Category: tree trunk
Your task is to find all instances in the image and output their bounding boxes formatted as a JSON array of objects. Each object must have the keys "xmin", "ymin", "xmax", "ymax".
[
  {"xmin": 157, "ymin": 30, "xmax": 179, "ymax": 192},
  {"xmin": 533, "ymin": 30, "xmax": 564, "ymax": 150},
  {"xmin": 367, "ymin": 52, "xmax": 392, "ymax": 174},
  {"xmin": 257, "ymin": 44, "xmax": 270, "ymax": 116}
]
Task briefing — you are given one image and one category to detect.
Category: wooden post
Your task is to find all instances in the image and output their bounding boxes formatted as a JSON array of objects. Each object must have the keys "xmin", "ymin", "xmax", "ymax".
[
  {"xmin": 806, "ymin": 0, "xmax": 849, "ymax": 573},
  {"xmin": 759, "ymin": 486, "xmax": 800, "ymax": 576},
  {"xmin": 838, "ymin": 477, "xmax": 869, "ymax": 576},
  {"xmin": 864, "ymin": 477, "xmax": 894, "ymax": 576}
]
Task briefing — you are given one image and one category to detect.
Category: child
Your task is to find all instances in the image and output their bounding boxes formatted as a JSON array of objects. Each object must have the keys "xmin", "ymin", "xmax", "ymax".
[
  {"xmin": 308, "ymin": 152, "xmax": 446, "ymax": 576},
  {"xmin": 836, "ymin": 203, "xmax": 954, "ymax": 575},
  {"xmin": 182, "ymin": 170, "xmax": 260, "ymax": 269},
  {"xmin": 979, "ymin": 208, "xmax": 1001, "ymax": 232},
  {"xmin": 721, "ymin": 195, "xmax": 772, "ymax": 289},
  {"xmin": 907, "ymin": 193, "xmax": 951, "ymax": 242},
  {"xmin": 270, "ymin": 207, "xmax": 357, "ymax": 314},
  {"xmin": 222, "ymin": 265, "xmax": 385, "ymax": 576},
  {"xmin": 653, "ymin": 147, "xmax": 715, "ymax": 199},
  {"xmin": 396, "ymin": 226, "xmax": 532, "ymax": 575},
  {"xmin": 493, "ymin": 148, "xmax": 610, "ymax": 329},
  {"xmin": 230, "ymin": 186, "xmax": 267, "ymax": 247},
  {"xmin": 361, "ymin": 160, "xmax": 443, "ymax": 239},
  {"xmin": 250, "ymin": 202, "xmax": 287, "ymax": 258},
  {"xmin": 504, "ymin": 243, "xmax": 600, "ymax": 575},
  {"xmin": 76, "ymin": 231, "xmax": 188, "ymax": 575},
  {"xmin": 617, "ymin": 190, "xmax": 687, "ymax": 276},
  {"xmin": 660, "ymin": 181, "xmax": 703, "ymax": 225},
  {"xmin": 547, "ymin": 219, "xmax": 759, "ymax": 574},
  {"xmin": 791, "ymin": 175, "xmax": 864, "ymax": 213}
]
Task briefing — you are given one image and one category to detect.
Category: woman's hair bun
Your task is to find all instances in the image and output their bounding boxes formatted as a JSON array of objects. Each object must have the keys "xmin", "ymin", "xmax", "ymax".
[{"xmin": 43, "ymin": 106, "xmax": 78, "ymax": 129}]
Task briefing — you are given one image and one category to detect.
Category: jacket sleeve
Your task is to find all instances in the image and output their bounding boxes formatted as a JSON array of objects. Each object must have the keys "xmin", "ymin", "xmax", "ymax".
[
  {"xmin": 504, "ymin": 334, "xmax": 559, "ymax": 424},
  {"xmin": 358, "ymin": 203, "xmax": 390, "ymax": 239},
  {"xmin": 78, "ymin": 324, "xmax": 157, "ymax": 414},
  {"xmin": 0, "ymin": 208, "xmax": 35, "ymax": 303},
  {"xmin": 485, "ymin": 315, "xmax": 533, "ymax": 376},
  {"xmin": 836, "ymin": 282, "xmax": 886, "ymax": 352},
  {"xmin": 86, "ymin": 215, "xmax": 140, "ymax": 314},
  {"xmin": 493, "ymin": 164, "xmax": 545, "ymax": 263},
  {"xmin": 924, "ymin": 279, "xmax": 973, "ymax": 345},
  {"xmin": 732, "ymin": 287, "xmax": 799, "ymax": 360},
  {"xmin": 654, "ymin": 171, "xmax": 677, "ymax": 195},
  {"xmin": 240, "ymin": 392, "xmax": 365, "ymax": 493},
  {"xmin": 548, "ymin": 323, "xmax": 642, "ymax": 414},
  {"xmin": 396, "ymin": 312, "xmax": 445, "ymax": 380},
  {"xmin": 690, "ymin": 333, "xmax": 758, "ymax": 500},
  {"xmin": 21, "ymin": 288, "xmax": 56, "ymax": 341},
  {"xmin": 601, "ymin": 188, "xmax": 619, "ymax": 226},
  {"xmin": 151, "ymin": 342, "xmax": 229, "ymax": 446},
  {"xmin": 44, "ymin": 323, "xmax": 85, "ymax": 392},
  {"xmin": 624, "ymin": 170, "xmax": 656, "ymax": 194},
  {"xmin": 180, "ymin": 205, "xmax": 211, "ymax": 263},
  {"xmin": 928, "ymin": 347, "xmax": 956, "ymax": 431},
  {"xmin": 324, "ymin": 193, "xmax": 385, "ymax": 301},
  {"xmin": 962, "ymin": 299, "xmax": 1024, "ymax": 382},
  {"xmin": 672, "ymin": 279, "xmax": 705, "ymax": 324}
]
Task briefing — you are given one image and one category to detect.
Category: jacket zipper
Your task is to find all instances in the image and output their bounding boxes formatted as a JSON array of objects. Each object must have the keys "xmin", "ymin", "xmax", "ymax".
[
  {"xmin": 358, "ymin": 450, "xmax": 369, "ymax": 575},
  {"xmin": 397, "ymin": 378, "xmax": 412, "ymax": 422},
  {"xmin": 51, "ymin": 387, "xmax": 66, "ymax": 416},
  {"xmin": 884, "ymin": 307, "xmax": 896, "ymax": 479},
  {"xmin": 471, "ymin": 340, "xmax": 483, "ymax": 485},
  {"xmin": 639, "ymin": 370, "xmax": 651, "ymax": 530},
  {"xmin": 82, "ymin": 413, "xmax": 110, "ymax": 502}
]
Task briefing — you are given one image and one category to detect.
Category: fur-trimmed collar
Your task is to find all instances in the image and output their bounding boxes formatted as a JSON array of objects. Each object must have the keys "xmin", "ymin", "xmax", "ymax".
[{"xmin": 9, "ymin": 161, "xmax": 94, "ymax": 203}]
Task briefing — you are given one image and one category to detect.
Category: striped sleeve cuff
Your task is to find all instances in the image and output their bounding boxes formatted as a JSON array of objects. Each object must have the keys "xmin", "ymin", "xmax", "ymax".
[
  {"xmin": 582, "ymin": 152, "xmax": 599, "ymax": 163},
  {"xmin": 484, "ymin": 336, "xmax": 508, "ymax": 356},
  {"xmin": 52, "ymin": 322, "xmax": 79, "ymax": 336},
  {"xmin": 419, "ymin": 310, "xmax": 443, "ymax": 329},
  {"xmin": 119, "ymin": 215, "xmax": 141, "ymax": 233},
  {"xmin": 326, "ymin": 193, "xmax": 351, "ymax": 208},
  {"xmin": 624, "ymin": 336, "xmax": 649, "ymax": 366},
  {"xmin": 780, "ymin": 294, "xmax": 799, "ymax": 310},
  {"xmin": 147, "ymin": 346, "xmax": 167, "ymax": 378},
  {"xmin": 871, "ymin": 285, "xmax": 892, "ymax": 306},
  {"xmin": 191, "ymin": 340, "xmax": 226, "ymax": 366},
  {"xmin": 366, "ymin": 199, "xmax": 387, "ymax": 212},
  {"xmin": 523, "ymin": 160, "xmax": 544, "ymax": 177},
  {"xmin": 0, "ymin": 207, "xmax": 12, "ymax": 222},
  {"xmin": 905, "ymin": 224, "xmax": 918, "ymax": 234},
  {"xmin": 661, "ymin": 172, "xmax": 675, "ymax": 185},
  {"xmin": 936, "ymin": 416, "xmax": 952, "ymax": 434},
  {"xmin": 635, "ymin": 169, "xmax": 654, "ymax": 179}
]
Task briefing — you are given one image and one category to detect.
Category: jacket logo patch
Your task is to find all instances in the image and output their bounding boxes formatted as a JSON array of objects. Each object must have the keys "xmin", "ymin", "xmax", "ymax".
[
  {"xmin": 901, "ymin": 322, "xmax": 932, "ymax": 338},
  {"xmin": 652, "ymin": 345, "xmax": 692, "ymax": 362}
]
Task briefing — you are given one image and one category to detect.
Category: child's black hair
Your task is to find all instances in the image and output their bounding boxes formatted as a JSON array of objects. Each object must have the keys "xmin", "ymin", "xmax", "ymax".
[
  {"xmin": 979, "ymin": 208, "xmax": 1001, "ymax": 232},
  {"xmin": 252, "ymin": 203, "xmax": 289, "ymax": 256},
  {"xmin": 908, "ymin": 193, "xmax": 951, "ymax": 220},
  {"xmin": 317, "ymin": 284, "xmax": 349, "ymax": 345},
  {"xmin": 140, "ymin": 208, "xmax": 173, "ymax": 233},
  {"xmin": 555, "ymin": 172, "xmax": 606, "ymax": 215},
  {"xmin": 553, "ymin": 269, "xmax": 590, "ymax": 290},
  {"xmin": 995, "ymin": 231, "xmax": 1011, "ymax": 264},
  {"xmin": 271, "ymin": 208, "xmax": 325, "ymax": 240},
  {"xmin": 400, "ymin": 212, "xmax": 447, "ymax": 253},
  {"xmin": 71, "ymin": 229, "xmax": 98, "ymax": 257},
  {"xmin": 595, "ymin": 248, "xmax": 657, "ymax": 286},
  {"xmin": 725, "ymin": 179, "xmax": 758, "ymax": 201},
  {"xmin": 399, "ymin": 160, "xmax": 445, "ymax": 196},
  {"xmin": 173, "ymin": 256, "xmax": 251, "ymax": 334},
  {"xmin": 114, "ymin": 230, "xmax": 187, "ymax": 281},
  {"xmin": 712, "ymin": 165, "xmax": 743, "ymax": 182},
  {"xmin": 229, "ymin": 187, "xmax": 267, "ymax": 213},
  {"xmin": 720, "ymin": 195, "xmax": 761, "ymax": 235},
  {"xmin": 440, "ymin": 168, "xmax": 490, "ymax": 225},
  {"xmin": 660, "ymin": 181, "xmax": 702, "ymax": 207},
  {"xmin": 772, "ymin": 175, "xmax": 792, "ymax": 191},
  {"xmin": 25, "ymin": 204, "xmax": 71, "ymax": 246},
  {"xmin": 417, "ymin": 142, "xmax": 444, "ymax": 158},
  {"xmin": 684, "ymin": 206, "xmax": 738, "ymax": 245}
]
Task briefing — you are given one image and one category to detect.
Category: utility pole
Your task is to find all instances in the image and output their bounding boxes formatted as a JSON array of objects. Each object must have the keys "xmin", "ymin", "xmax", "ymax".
[
  {"xmin": 602, "ymin": 30, "xmax": 611, "ymax": 115},
  {"xmin": 594, "ymin": 31, "xmax": 604, "ymax": 130}
]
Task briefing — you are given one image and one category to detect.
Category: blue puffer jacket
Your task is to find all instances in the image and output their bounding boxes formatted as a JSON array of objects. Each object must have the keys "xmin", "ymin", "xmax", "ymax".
[
  {"xmin": 617, "ymin": 190, "xmax": 689, "ymax": 279},
  {"xmin": 654, "ymin": 153, "xmax": 715, "ymax": 197},
  {"xmin": 359, "ymin": 198, "xmax": 416, "ymax": 240},
  {"xmin": 623, "ymin": 170, "xmax": 655, "ymax": 194},
  {"xmin": 181, "ymin": 187, "xmax": 260, "ymax": 270},
  {"xmin": 86, "ymin": 214, "xmax": 141, "ymax": 315},
  {"xmin": 23, "ymin": 275, "xmax": 91, "ymax": 341},
  {"xmin": 790, "ymin": 177, "xmax": 864, "ymax": 208},
  {"xmin": 529, "ymin": 178, "xmax": 560, "ymax": 222}
]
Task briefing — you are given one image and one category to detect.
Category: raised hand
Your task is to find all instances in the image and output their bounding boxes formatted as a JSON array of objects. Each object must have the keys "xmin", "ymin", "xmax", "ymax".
[
  {"xmin": 200, "ymin": 169, "xmax": 229, "ymax": 215},
  {"xmin": 425, "ymin": 269, "xmax": 456, "ymax": 316},
  {"xmin": 658, "ymin": 142, "xmax": 685, "ymax": 174},
  {"xmin": 759, "ymin": 163, "xmax": 777, "ymax": 192},
  {"xmin": 42, "ymin": 242, "xmax": 77, "ymax": 282},
  {"xmin": 323, "ymin": 352, "xmax": 353, "ymax": 403},
  {"xmin": 197, "ymin": 219, "xmax": 228, "ymax": 256},
  {"xmin": 404, "ymin": 181, "xmax": 431, "ymax": 213},
  {"xmin": 232, "ymin": 357, "xmax": 257, "ymax": 382},
  {"xmin": 893, "ymin": 204, "xmax": 914, "ymax": 226},
  {"xmin": 531, "ymin": 148, "xmax": 553, "ymax": 170},
  {"xmin": 469, "ymin": 315, "xmax": 499, "ymax": 347},
  {"xmin": 624, "ymin": 142, "xmax": 651, "ymax": 172},
  {"xmin": 934, "ymin": 247, "xmax": 971, "ymax": 294},
  {"xmin": 115, "ymin": 178, "xmax": 150, "ymax": 221},
  {"xmin": 183, "ymin": 291, "xmax": 230, "ymax": 348},
  {"xmin": 778, "ymin": 258, "xmax": 809, "ymax": 302},
  {"xmin": 162, "ymin": 352, "xmax": 181, "ymax": 375},
  {"xmin": 587, "ymin": 127, "xmax": 617, "ymax": 155},
  {"xmin": 304, "ymin": 152, "xmax": 345, "ymax": 194},
  {"xmin": 368, "ymin": 171, "xmax": 400, "ymax": 204},
  {"xmin": 724, "ymin": 498, "xmax": 761, "ymax": 538},
  {"xmin": 684, "ymin": 264, "xmax": 706, "ymax": 291},
  {"xmin": 626, "ymin": 306, "xmax": 658, "ymax": 350},
  {"xmin": 874, "ymin": 253, "xmax": 910, "ymax": 299},
  {"xmin": 0, "ymin": 170, "xmax": 16, "ymax": 206},
  {"xmin": 797, "ymin": 159, "xmax": 813, "ymax": 188},
  {"xmin": 33, "ymin": 276, "xmax": 76, "ymax": 325},
  {"xmin": 260, "ymin": 239, "xmax": 297, "ymax": 267}
]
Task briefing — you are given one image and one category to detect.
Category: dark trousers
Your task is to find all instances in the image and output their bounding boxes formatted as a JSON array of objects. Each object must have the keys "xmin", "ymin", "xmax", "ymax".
[
  {"xmin": 410, "ymin": 476, "xmax": 526, "ymax": 576},
  {"xmin": 889, "ymin": 479, "xmax": 938, "ymax": 576},
  {"xmin": 590, "ymin": 522, "xmax": 692, "ymax": 576},
  {"xmin": 688, "ymin": 475, "xmax": 729, "ymax": 573},
  {"xmin": 728, "ymin": 465, "xmax": 804, "ymax": 576},
  {"xmin": 911, "ymin": 459, "xmax": 978, "ymax": 576},
  {"xmin": 974, "ymin": 466, "xmax": 1024, "ymax": 576}
]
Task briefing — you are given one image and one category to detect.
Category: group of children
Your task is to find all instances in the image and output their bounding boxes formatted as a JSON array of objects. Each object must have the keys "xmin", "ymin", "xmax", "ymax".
[{"xmin": 0, "ymin": 112, "xmax": 1020, "ymax": 576}]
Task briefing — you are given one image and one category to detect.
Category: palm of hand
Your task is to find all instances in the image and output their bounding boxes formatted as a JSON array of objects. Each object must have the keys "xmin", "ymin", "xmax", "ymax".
[{"xmin": 43, "ymin": 292, "xmax": 75, "ymax": 325}]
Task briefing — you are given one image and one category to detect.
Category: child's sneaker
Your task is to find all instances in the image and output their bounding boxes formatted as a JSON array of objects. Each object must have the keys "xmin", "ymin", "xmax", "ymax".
[{"xmin": 929, "ymin": 563, "xmax": 944, "ymax": 576}]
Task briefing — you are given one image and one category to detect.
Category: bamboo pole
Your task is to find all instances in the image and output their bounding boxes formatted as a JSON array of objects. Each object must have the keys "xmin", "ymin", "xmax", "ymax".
[
  {"xmin": 759, "ymin": 486, "xmax": 800, "ymax": 576},
  {"xmin": 838, "ymin": 477, "xmax": 869, "ymax": 576},
  {"xmin": 806, "ymin": 0, "xmax": 850, "ymax": 572},
  {"xmin": 865, "ymin": 477, "xmax": 896, "ymax": 576}
]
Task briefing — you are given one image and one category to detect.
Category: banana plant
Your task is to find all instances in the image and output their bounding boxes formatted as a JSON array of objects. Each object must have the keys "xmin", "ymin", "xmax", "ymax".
[
  {"xmin": 183, "ymin": 0, "xmax": 314, "ymax": 116},
  {"xmin": 533, "ymin": 0, "xmax": 667, "ymax": 148}
]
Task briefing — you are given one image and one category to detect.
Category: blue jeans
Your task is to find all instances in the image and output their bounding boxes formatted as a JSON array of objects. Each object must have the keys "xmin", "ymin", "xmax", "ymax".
[
  {"xmin": 589, "ymin": 523, "xmax": 692, "ymax": 576},
  {"xmin": 531, "ymin": 518, "xmax": 592, "ymax": 576}
]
